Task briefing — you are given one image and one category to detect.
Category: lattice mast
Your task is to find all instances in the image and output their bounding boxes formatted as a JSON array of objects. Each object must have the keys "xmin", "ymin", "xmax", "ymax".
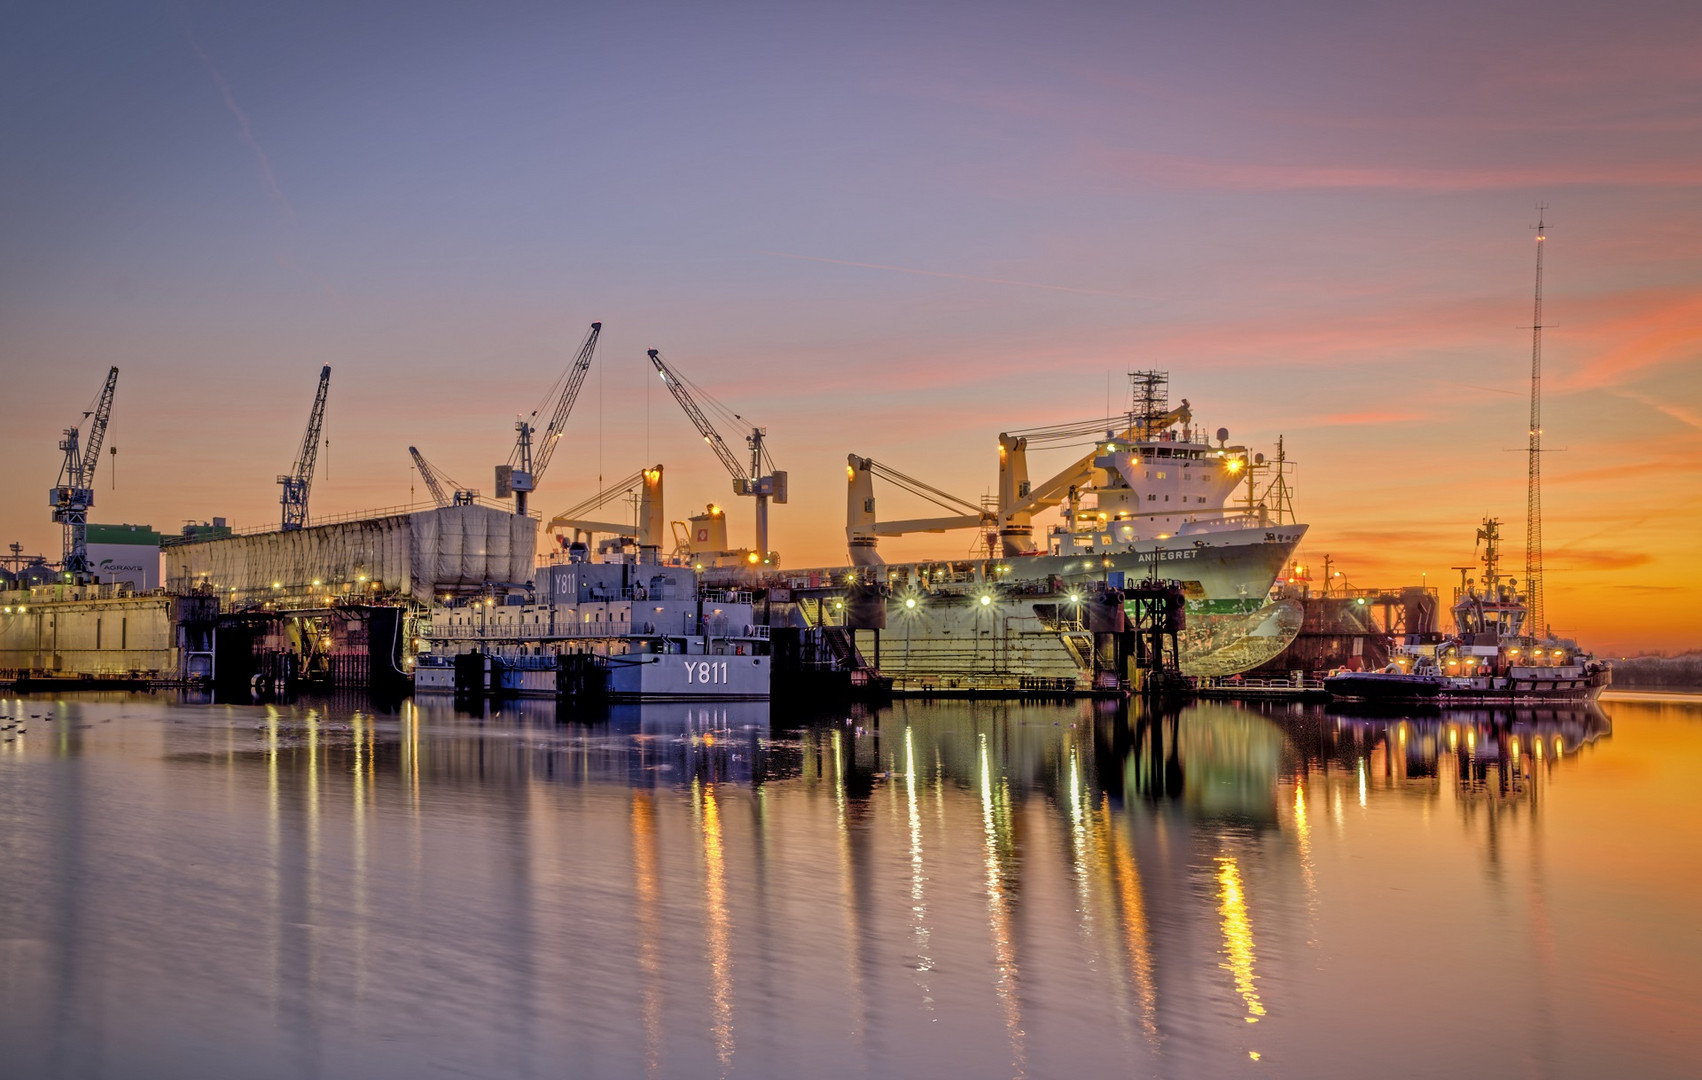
[
  {"xmin": 1129, "ymin": 370, "xmax": 1169, "ymax": 437},
  {"xmin": 1525, "ymin": 209, "xmax": 1547, "ymax": 638},
  {"xmin": 279, "ymin": 365, "xmax": 331, "ymax": 530}
]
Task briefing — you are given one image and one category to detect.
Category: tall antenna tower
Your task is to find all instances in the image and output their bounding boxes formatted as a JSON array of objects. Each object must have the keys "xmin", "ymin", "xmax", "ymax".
[{"xmin": 1524, "ymin": 207, "xmax": 1548, "ymax": 639}]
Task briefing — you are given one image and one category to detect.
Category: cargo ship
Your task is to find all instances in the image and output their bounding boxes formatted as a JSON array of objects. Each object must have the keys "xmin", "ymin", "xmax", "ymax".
[{"xmin": 747, "ymin": 373, "xmax": 1309, "ymax": 691}]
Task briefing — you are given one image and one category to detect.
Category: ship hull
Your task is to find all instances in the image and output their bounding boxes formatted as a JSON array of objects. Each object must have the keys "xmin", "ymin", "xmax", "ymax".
[
  {"xmin": 606, "ymin": 653, "xmax": 770, "ymax": 700},
  {"xmin": 781, "ymin": 525, "xmax": 1307, "ymax": 688},
  {"xmin": 1004, "ymin": 525, "xmax": 1307, "ymax": 614},
  {"xmin": 1326, "ymin": 667, "xmax": 1610, "ymax": 704}
]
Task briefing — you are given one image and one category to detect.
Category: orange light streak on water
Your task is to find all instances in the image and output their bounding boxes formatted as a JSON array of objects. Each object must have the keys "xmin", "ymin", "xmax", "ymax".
[
  {"xmin": 1216, "ymin": 857, "xmax": 1266, "ymax": 1025},
  {"xmin": 697, "ymin": 780, "xmax": 735, "ymax": 1074}
]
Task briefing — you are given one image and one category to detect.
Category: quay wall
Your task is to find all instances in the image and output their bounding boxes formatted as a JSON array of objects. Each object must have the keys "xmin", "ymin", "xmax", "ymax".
[{"xmin": 0, "ymin": 585, "xmax": 216, "ymax": 676}]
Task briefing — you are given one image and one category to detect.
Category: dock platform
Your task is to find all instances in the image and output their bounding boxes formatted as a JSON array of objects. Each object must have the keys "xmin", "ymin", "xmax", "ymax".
[{"xmin": 1193, "ymin": 675, "xmax": 1330, "ymax": 702}]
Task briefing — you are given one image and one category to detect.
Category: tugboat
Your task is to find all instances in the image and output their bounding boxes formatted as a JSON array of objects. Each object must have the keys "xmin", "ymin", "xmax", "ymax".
[{"xmin": 1325, "ymin": 518, "xmax": 1609, "ymax": 704}]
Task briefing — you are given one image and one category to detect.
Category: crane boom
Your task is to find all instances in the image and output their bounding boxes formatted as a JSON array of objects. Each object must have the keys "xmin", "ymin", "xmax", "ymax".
[
  {"xmin": 546, "ymin": 465, "xmax": 666, "ymax": 558},
  {"xmin": 51, "ymin": 366, "xmax": 120, "ymax": 577},
  {"xmin": 409, "ymin": 447, "xmax": 451, "ymax": 507},
  {"xmin": 278, "ymin": 365, "xmax": 331, "ymax": 530},
  {"xmin": 502, "ymin": 321, "xmax": 600, "ymax": 516},
  {"xmin": 647, "ymin": 349, "xmax": 747, "ymax": 479},
  {"xmin": 78, "ymin": 367, "xmax": 119, "ymax": 490},
  {"xmin": 529, "ymin": 322, "xmax": 601, "ymax": 484},
  {"xmin": 548, "ymin": 468, "xmax": 648, "ymax": 524},
  {"xmin": 646, "ymin": 348, "xmax": 787, "ymax": 562},
  {"xmin": 410, "ymin": 446, "xmax": 477, "ymax": 507}
]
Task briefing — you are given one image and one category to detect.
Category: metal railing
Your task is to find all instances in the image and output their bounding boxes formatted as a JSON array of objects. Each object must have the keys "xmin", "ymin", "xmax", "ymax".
[{"xmin": 173, "ymin": 499, "xmax": 541, "ymax": 540}]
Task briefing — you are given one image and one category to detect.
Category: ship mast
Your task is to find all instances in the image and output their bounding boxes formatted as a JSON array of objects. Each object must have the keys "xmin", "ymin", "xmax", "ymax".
[{"xmin": 1525, "ymin": 208, "xmax": 1547, "ymax": 639}]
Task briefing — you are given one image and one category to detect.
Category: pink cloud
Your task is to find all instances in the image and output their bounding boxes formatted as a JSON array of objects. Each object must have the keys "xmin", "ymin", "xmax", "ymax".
[
  {"xmin": 1088, "ymin": 149, "xmax": 1702, "ymax": 192},
  {"xmin": 1561, "ymin": 291, "xmax": 1702, "ymax": 389}
]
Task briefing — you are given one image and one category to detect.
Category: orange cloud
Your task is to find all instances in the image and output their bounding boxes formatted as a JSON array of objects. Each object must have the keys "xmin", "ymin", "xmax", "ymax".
[
  {"xmin": 1546, "ymin": 548, "xmax": 1655, "ymax": 571},
  {"xmin": 1316, "ymin": 410, "xmax": 1427, "ymax": 426},
  {"xmin": 1606, "ymin": 390, "xmax": 1702, "ymax": 432}
]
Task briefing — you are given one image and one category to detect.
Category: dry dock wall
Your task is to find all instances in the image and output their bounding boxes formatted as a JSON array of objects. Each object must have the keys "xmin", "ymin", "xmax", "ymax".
[
  {"xmin": 164, "ymin": 504, "xmax": 537, "ymax": 606},
  {"xmin": 0, "ymin": 586, "xmax": 216, "ymax": 675}
]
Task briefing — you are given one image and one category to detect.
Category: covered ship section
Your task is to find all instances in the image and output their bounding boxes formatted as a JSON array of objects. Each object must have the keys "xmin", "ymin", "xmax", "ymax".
[
  {"xmin": 157, "ymin": 503, "xmax": 535, "ymax": 695},
  {"xmin": 165, "ymin": 503, "xmax": 536, "ymax": 607}
]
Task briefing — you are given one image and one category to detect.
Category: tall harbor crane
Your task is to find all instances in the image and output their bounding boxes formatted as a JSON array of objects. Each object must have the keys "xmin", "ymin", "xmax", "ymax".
[
  {"xmin": 409, "ymin": 446, "xmax": 477, "ymax": 506},
  {"xmin": 50, "ymin": 366, "xmax": 119, "ymax": 578},
  {"xmin": 278, "ymin": 365, "xmax": 331, "ymax": 531},
  {"xmin": 646, "ymin": 348, "xmax": 786, "ymax": 563},
  {"xmin": 498, "ymin": 321, "xmax": 601, "ymax": 517}
]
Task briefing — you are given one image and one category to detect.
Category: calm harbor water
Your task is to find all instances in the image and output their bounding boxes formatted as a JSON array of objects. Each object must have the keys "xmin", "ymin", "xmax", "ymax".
[{"xmin": 2, "ymin": 690, "xmax": 1699, "ymax": 1079}]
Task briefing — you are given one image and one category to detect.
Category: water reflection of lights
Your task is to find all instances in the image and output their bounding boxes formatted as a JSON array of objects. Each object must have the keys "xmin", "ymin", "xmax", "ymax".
[
  {"xmin": 1102, "ymin": 804, "xmax": 1158, "ymax": 1043},
  {"xmin": 1292, "ymin": 783, "xmax": 1318, "ymax": 907},
  {"xmin": 829, "ymin": 728, "xmax": 867, "ymax": 1044},
  {"xmin": 351, "ymin": 710, "xmax": 370, "ymax": 1001},
  {"xmin": 631, "ymin": 792, "xmax": 664, "ymax": 1077},
  {"xmin": 1215, "ymin": 857, "xmax": 1267, "ymax": 1026},
  {"xmin": 905, "ymin": 726, "xmax": 934, "ymax": 1007},
  {"xmin": 695, "ymin": 779, "xmax": 735, "ymax": 1072},
  {"xmin": 979, "ymin": 735, "xmax": 1025, "ymax": 1073},
  {"xmin": 1297, "ymin": 708, "xmax": 1612, "ymax": 835},
  {"xmin": 1067, "ymin": 747, "xmax": 1094, "ymax": 935}
]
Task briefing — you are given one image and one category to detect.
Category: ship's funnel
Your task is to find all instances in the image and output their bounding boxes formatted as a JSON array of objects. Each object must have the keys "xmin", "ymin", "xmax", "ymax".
[{"xmin": 686, "ymin": 504, "xmax": 730, "ymax": 559}]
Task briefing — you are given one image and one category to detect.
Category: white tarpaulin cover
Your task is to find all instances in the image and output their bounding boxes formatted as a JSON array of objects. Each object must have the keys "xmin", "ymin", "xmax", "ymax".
[{"xmin": 166, "ymin": 505, "xmax": 537, "ymax": 605}]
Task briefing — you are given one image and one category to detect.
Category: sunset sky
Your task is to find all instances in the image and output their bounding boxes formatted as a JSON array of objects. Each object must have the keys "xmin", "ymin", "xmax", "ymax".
[{"xmin": 3, "ymin": 1, "xmax": 1698, "ymax": 653}]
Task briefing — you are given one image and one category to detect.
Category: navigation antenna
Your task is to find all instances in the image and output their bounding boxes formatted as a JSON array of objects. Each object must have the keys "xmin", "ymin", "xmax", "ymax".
[
  {"xmin": 1525, "ymin": 208, "xmax": 1547, "ymax": 639},
  {"xmin": 1129, "ymin": 370, "xmax": 1168, "ymax": 437},
  {"xmin": 1265, "ymin": 435, "xmax": 1295, "ymax": 524}
]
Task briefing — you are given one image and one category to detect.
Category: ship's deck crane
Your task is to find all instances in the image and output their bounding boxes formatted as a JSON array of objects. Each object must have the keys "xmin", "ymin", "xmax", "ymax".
[
  {"xmin": 845, "ymin": 455, "xmax": 992, "ymax": 565},
  {"xmin": 545, "ymin": 465, "xmax": 666, "ymax": 560},
  {"xmin": 646, "ymin": 348, "xmax": 786, "ymax": 563},
  {"xmin": 499, "ymin": 322, "xmax": 601, "ymax": 517},
  {"xmin": 50, "ymin": 366, "xmax": 119, "ymax": 578},
  {"xmin": 278, "ymin": 365, "xmax": 331, "ymax": 530},
  {"xmin": 845, "ymin": 400, "xmax": 1198, "ymax": 565},
  {"xmin": 995, "ymin": 400, "xmax": 1189, "ymax": 555},
  {"xmin": 409, "ymin": 446, "xmax": 478, "ymax": 506}
]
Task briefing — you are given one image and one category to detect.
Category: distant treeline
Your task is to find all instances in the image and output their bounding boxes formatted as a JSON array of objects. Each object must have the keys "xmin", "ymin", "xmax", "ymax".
[{"xmin": 1609, "ymin": 653, "xmax": 1702, "ymax": 690}]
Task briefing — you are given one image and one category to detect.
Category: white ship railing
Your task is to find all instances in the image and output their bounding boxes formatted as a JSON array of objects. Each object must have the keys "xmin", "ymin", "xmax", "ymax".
[{"xmin": 421, "ymin": 618, "xmax": 772, "ymax": 642}]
